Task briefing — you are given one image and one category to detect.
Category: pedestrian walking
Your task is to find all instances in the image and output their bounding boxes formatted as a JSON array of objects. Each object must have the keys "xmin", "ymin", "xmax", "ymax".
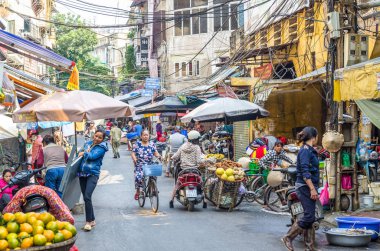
[
  {"xmin": 31, "ymin": 131, "xmax": 44, "ymax": 168},
  {"xmin": 77, "ymin": 129, "xmax": 108, "ymax": 231},
  {"xmin": 131, "ymin": 130, "xmax": 161, "ymax": 200},
  {"xmin": 110, "ymin": 122, "xmax": 122, "ymax": 158},
  {"xmin": 43, "ymin": 135, "xmax": 68, "ymax": 198},
  {"xmin": 282, "ymin": 126, "xmax": 319, "ymax": 251},
  {"xmin": 0, "ymin": 169, "xmax": 18, "ymax": 211}
]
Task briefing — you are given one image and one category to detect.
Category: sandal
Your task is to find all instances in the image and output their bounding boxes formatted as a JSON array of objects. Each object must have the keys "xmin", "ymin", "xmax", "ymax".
[
  {"xmin": 83, "ymin": 223, "xmax": 92, "ymax": 232},
  {"xmin": 90, "ymin": 221, "xmax": 96, "ymax": 227},
  {"xmin": 165, "ymin": 172, "xmax": 170, "ymax": 177},
  {"xmin": 134, "ymin": 192, "xmax": 139, "ymax": 200}
]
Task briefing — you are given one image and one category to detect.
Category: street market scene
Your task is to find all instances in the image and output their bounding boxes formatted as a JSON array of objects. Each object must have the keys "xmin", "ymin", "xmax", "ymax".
[{"xmin": 1, "ymin": 0, "xmax": 380, "ymax": 250}]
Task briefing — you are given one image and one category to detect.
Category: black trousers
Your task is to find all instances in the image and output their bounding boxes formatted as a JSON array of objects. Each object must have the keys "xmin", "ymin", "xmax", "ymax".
[
  {"xmin": 79, "ymin": 176, "xmax": 99, "ymax": 222},
  {"xmin": 296, "ymin": 185, "xmax": 316, "ymax": 229}
]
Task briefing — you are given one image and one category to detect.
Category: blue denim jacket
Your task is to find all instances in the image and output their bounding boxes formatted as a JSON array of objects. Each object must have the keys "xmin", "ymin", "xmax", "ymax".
[
  {"xmin": 79, "ymin": 141, "xmax": 108, "ymax": 177},
  {"xmin": 296, "ymin": 144, "xmax": 320, "ymax": 189}
]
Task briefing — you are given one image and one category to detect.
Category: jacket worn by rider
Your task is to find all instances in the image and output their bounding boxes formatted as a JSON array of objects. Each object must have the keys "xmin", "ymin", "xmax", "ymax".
[
  {"xmin": 172, "ymin": 142, "xmax": 202, "ymax": 169},
  {"xmin": 296, "ymin": 144, "xmax": 319, "ymax": 189},
  {"xmin": 79, "ymin": 141, "xmax": 108, "ymax": 177}
]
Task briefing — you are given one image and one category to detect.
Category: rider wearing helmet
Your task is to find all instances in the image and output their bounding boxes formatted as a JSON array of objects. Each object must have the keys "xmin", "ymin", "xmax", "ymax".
[{"xmin": 169, "ymin": 130, "xmax": 203, "ymax": 207}]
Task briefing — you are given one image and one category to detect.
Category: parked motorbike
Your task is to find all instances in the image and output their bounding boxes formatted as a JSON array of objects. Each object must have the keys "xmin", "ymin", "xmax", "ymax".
[
  {"xmin": 1, "ymin": 166, "xmax": 49, "ymax": 213},
  {"xmin": 171, "ymin": 165, "xmax": 207, "ymax": 211},
  {"xmin": 283, "ymin": 166, "xmax": 324, "ymax": 230},
  {"xmin": 212, "ymin": 131, "xmax": 233, "ymax": 159}
]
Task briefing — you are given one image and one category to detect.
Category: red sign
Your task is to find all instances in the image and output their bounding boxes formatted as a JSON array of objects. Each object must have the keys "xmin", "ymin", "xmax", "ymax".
[{"xmin": 253, "ymin": 64, "xmax": 272, "ymax": 80}]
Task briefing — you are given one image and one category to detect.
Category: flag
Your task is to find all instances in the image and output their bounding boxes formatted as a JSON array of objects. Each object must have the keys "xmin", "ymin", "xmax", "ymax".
[{"xmin": 67, "ymin": 66, "xmax": 79, "ymax": 90}]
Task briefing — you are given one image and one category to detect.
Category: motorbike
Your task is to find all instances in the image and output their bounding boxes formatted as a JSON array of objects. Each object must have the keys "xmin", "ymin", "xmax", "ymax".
[
  {"xmin": 1, "ymin": 166, "xmax": 49, "ymax": 213},
  {"xmin": 212, "ymin": 131, "xmax": 233, "ymax": 159},
  {"xmin": 283, "ymin": 165, "xmax": 324, "ymax": 230},
  {"xmin": 171, "ymin": 164, "xmax": 207, "ymax": 211}
]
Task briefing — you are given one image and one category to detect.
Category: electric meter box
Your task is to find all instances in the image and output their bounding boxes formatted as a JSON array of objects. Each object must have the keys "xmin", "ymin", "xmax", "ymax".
[{"xmin": 344, "ymin": 34, "xmax": 369, "ymax": 67}]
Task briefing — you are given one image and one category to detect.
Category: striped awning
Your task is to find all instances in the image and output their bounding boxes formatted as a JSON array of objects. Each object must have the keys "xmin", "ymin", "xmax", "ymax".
[{"xmin": 0, "ymin": 29, "xmax": 74, "ymax": 71}]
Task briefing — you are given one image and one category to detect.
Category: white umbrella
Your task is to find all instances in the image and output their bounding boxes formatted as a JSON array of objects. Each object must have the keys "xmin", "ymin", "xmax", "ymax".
[{"xmin": 181, "ymin": 97, "xmax": 269, "ymax": 123}]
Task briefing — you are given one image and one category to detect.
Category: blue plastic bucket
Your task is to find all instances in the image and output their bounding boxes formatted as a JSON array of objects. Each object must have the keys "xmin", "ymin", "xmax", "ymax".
[
  {"xmin": 336, "ymin": 217, "xmax": 380, "ymax": 240},
  {"xmin": 142, "ymin": 164, "xmax": 163, "ymax": 177}
]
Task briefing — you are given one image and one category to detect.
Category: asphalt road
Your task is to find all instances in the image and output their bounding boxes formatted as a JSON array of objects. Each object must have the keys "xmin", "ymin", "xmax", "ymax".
[{"xmin": 74, "ymin": 145, "xmax": 380, "ymax": 251}]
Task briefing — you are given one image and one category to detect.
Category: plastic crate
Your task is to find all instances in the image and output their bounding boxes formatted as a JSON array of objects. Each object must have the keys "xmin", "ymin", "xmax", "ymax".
[
  {"xmin": 247, "ymin": 162, "xmax": 259, "ymax": 175},
  {"xmin": 142, "ymin": 164, "xmax": 163, "ymax": 176}
]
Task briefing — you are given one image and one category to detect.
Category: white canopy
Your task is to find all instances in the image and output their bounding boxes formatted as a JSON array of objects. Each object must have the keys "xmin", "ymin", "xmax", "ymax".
[{"xmin": 0, "ymin": 114, "xmax": 18, "ymax": 139}]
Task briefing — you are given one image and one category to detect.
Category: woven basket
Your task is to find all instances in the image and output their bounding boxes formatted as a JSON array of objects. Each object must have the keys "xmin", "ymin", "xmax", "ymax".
[
  {"xmin": 14, "ymin": 236, "xmax": 77, "ymax": 251},
  {"xmin": 212, "ymin": 178, "xmax": 241, "ymax": 211}
]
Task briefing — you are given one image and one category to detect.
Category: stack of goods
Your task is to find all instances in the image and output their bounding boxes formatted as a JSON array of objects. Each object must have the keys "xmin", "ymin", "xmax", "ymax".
[
  {"xmin": 0, "ymin": 212, "xmax": 77, "ymax": 250},
  {"xmin": 214, "ymin": 160, "xmax": 245, "ymax": 182},
  {"xmin": 205, "ymin": 154, "xmax": 225, "ymax": 161}
]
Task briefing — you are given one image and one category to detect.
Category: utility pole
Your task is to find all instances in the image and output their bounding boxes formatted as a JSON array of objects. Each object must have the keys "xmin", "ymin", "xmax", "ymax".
[{"xmin": 327, "ymin": 0, "xmax": 360, "ymax": 211}]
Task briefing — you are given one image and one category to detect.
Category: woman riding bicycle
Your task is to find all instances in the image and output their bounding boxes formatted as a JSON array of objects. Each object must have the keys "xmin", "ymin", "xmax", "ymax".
[
  {"xmin": 169, "ymin": 130, "xmax": 203, "ymax": 208},
  {"xmin": 258, "ymin": 141, "xmax": 294, "ymax": 170},
  {"xmin": 131, "ymin": 130, "xmax": 161, "ymax": 201}
]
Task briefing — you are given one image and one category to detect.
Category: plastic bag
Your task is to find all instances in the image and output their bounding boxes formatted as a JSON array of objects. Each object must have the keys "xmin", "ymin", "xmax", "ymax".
[
  {"xmin": 342, "ymin": 174, "xmax": 352, "ymax": 190},
  {"xmin": 319, "ymin": 182, "xmax": 330, "ymax": 206}
]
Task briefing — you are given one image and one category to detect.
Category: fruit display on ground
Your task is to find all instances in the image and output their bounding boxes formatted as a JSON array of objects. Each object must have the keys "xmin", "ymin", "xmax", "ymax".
[
  {"xmin": 215, "ymin": 160, "xmax": 245, "ymax": 182},
  {"xmin": 0, "ymin": 212, "xmax": 76, "ymax": 250}
]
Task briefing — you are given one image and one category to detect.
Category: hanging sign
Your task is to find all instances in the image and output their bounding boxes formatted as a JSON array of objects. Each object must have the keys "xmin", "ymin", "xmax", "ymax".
[{"xmin": 145, "ymin": 78, "xmax": 160, "ymax": 89}]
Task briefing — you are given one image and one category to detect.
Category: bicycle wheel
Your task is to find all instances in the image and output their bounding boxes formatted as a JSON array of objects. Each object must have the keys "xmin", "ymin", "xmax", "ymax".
[
  {"xmin": 203, "ymin": 176, "xmax": 217, "ymax": 205},
  {"xmin": 264, "ymin": 183, "xmax": 290, "ymax": 212},
  {"xmin": 138, "ymin": 180, "xmax": 146, "ymax": 207},
  {"xmin": 148, "ymin": 179, "xmax": 159, "ymax": 213},
  {"xmin": 249, "ymin": 176, "xmax": 267, "ymax": 205}
]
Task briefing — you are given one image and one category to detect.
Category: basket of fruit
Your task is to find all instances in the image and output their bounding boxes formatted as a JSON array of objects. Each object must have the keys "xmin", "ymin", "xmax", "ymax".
[
  {"xmin": 212, "ymin": 160, "xmax": 246, "ymax": 211},
  {"xmin": 0, "ymin": 212, "xmax": 77, "ymax": 251}
]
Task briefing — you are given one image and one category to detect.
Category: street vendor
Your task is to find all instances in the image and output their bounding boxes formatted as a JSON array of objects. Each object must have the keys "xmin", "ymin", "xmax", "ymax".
[{"xmin": 258, "ymin": 141, "xmax": 294, "ymax": 169}]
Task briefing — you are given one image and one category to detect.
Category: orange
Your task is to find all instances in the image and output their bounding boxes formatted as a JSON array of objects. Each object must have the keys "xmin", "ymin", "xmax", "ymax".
[
  {"xmin": 43, "ymin": 230, "xmax": 54, "ymax": 242},
  {"xmin": 33, "ymin": 234, "xmax": 47, "ymax": 246},
  {"xmin": 38, "ymin": 213, "xmax": 53, "ymax": 225},
  {"xmin": 7, "ymin": 238, "xmax": 19, "ymax": 249},
  {"xmin": 53, "ymin": 232, "xmax": 64, "ymax": 243},
  {"xmin": 0, "ymin": 227, "xmax": 7, "ymax": 240},
  {"xmin": 6, "ymin": 222, "xmax": 19, "ymax": 234},
  {"xmin": 33, "ymin": 226, "xmax": 44, "ymax": 236},
  {"xmin": 33, "ymin": 220, "xmax": 45, "ymax": 228},
  {"xmin": 14, "ymin": 213, "xmax": 27, "ymax": 224},
  {"xmin": 6, "ymin": 233, "xmax": 17, "ymax": 242},
  {"xmin": 2, "ymin": 214, "xmax": 14, "ymax": 223},
  {"xmin": 60, "ymin": 229, "xmax": 72, "ymax": 240},
  {"xmin": 18, "ymin": 232, "xmax": 30, "ymax": 240},
  {"xmin": 20, "ymin": 237, "xmax": 33, "ymax": 249},
  {"xmin": 64, "ymin": 223, "xmax": 77, "ymax": 236},
  {"xmin": 0, "ymin": 240, "xmax": 7, "ymax": 250},
  {"xmin": 20, "ymin": 223, "xmax": 33, "ymax": 234},
  {"xmin": 46, "ymin": 221, "xmax": 58, "ymax": 233},
  {"xmin": 56, "ymin": 221, "xmax": 67, "ymax": 230},
  {"xmin": 26, "ymin": 216, "xmax": 37, "ymax": 226}
]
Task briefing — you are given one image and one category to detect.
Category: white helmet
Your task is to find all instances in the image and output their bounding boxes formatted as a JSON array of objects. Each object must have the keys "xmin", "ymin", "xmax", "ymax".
[{"xmin": 188, "ymin": 130, "xmax": 201, "ymax": 140}]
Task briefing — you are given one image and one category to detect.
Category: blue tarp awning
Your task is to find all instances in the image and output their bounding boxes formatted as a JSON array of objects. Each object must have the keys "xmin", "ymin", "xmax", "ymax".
[{"xmin": 0, "ymin": 29, "xmax": 74, "ymax": 71}]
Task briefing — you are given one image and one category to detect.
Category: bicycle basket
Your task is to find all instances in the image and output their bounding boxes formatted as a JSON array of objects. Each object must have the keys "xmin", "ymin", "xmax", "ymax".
[{"xmin": 142, "ymin": 164, "xmax": 163, "ymax": 176}]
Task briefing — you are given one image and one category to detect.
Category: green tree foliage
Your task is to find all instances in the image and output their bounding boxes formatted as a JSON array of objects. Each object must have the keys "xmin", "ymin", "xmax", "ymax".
[
  {"xmin": 51, "ymin": 13, "xmax": 112, "ymax": 95},
  {"xmin": 123, "ymin": 45, "xmax": 149, "ymax": 80}
]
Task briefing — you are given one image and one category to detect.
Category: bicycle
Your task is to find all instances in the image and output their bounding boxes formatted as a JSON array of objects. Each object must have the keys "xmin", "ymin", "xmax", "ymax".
[
  {"xmin": 264, "ymin": 166, "xmax": 297, "ymax": 212},
  {"xmin": 138, "ymin": 161, "xmax": 162, "ymax": 213}
]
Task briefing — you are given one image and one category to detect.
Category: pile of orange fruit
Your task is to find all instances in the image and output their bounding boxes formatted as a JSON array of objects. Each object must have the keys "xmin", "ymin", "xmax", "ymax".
[{"xmin": 0, "ymin": 212, "xmax": 76, "ymax": 250}]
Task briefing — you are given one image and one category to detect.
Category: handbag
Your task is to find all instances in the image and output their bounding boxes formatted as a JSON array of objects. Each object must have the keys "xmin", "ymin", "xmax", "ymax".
[
  {"xmin": 319, "ymin": 182, "xmax": 330, "ymax": 206},
  {"xmin": 35, "ymin": 147, "xmax": 44, "ymax": 168}
]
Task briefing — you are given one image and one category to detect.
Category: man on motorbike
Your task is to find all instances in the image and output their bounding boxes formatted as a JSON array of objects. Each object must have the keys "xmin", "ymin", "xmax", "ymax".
[
  {"xmin": 169, "ymin": 130, "xmax": 203, "ymax": 208},
  {"xmin": 258, "ymin": 140, "xmax": 294, "ymax": 170},
  {"xmin": 165, "ymin": 126, "xmax": 187, "ymax": 177}
]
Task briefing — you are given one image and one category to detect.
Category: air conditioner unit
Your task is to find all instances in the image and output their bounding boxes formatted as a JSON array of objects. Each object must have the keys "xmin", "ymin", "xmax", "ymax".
[{"xmin": 344, "ymin": 33, "xmax": 369, "ymax": 66}]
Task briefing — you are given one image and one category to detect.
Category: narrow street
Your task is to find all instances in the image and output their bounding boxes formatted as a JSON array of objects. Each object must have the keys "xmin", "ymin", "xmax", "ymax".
[{"xmin": 74, "ymin": 145, "xmax": 380, "ymax": 251}]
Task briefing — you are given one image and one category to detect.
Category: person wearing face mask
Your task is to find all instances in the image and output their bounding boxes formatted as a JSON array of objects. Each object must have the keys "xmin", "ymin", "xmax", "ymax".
[
  {"xmin": 0, "ymin": 169, "xmax": 18, "ymax": 211},
  {"xmin": 282, "ymin": 127, "xmax": 320, "ymax": 251},
  {"xmin": 77, "ymin": 129, "xmax": 108, "ymax": 231}
]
